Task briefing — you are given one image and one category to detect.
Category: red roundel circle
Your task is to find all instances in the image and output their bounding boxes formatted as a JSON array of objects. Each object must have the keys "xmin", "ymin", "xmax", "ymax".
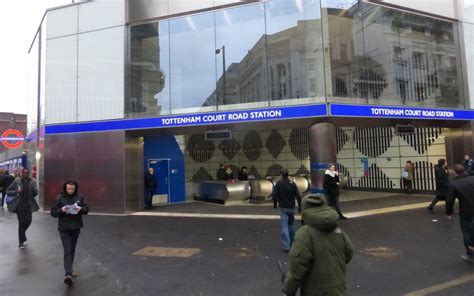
[{"xmin": 2, "ymin": 129, "xmax": 24, "ymax": 149}]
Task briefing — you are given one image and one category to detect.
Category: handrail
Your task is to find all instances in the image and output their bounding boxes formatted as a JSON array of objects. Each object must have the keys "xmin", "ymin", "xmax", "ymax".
[{"xmin": 27, "ymin": 1, "xmax": 92, "ymax": 54}]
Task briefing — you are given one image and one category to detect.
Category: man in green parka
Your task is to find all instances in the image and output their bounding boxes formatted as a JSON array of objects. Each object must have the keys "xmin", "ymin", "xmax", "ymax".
[{"xmin": 283, "ymin": 194, "xmax": 354, "ymax": 296}]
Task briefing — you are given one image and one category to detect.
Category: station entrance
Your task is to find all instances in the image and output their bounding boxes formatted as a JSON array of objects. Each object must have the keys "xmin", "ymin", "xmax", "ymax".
[{"xmin": 140, "ymin": 118, "xmax": 467, "ymax": 213}]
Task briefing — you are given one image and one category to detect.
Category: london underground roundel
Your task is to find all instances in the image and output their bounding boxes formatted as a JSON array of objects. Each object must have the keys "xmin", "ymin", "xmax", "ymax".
[{"xmin": 1, "ymin": 129, "xmax": 24, "ymax": 149}]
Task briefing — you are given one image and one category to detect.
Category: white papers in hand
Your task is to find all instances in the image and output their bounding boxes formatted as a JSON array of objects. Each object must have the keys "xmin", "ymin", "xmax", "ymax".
[{"xmin": 65, "ymin": 203, "xmax": 80, "ymax": 215}]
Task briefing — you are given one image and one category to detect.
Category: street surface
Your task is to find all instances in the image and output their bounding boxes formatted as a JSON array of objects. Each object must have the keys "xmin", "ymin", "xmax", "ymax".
[{"xmin": 0, "ymin": 194, "xmax": 473, "ymax": 295}]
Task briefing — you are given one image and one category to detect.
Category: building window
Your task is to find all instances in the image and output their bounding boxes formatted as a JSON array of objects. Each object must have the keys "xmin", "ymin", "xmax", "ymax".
[
  {"xmin": 412, "ymin": 52, "xmax": 426, "ymax": 69},
  {"xmin": 397, "ymin": 79, "xmax": 408, "ymax": 100},
  {"xmin": 415, "ymin": 83, "xmax": 427, "ymax": 101}
]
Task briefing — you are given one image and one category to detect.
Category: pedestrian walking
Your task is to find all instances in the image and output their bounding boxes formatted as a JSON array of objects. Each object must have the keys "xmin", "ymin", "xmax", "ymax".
[
  {"xmin": 223, "ymin": 166, "xmax": 234, "ymax": 181},
  {"xmin": 428, "ymin": 159, "xmax": 449, "ymax": 212},
  {"xmin": 273, "ymin": 168, "xmax": 302, "ymax": 253},
  {"xmin": 402, "ymin": 161, "xmax": 414, "ymax": 194},
  {"xmin": 144, "ymin": 167, "xmax": 157, "ymax": 210},
  {"xmin": 6, "ymin": 168, "xmax": 39, "ymax": 249},
  {"xmin": 0, "ymin": 168, "xmax": 4, "ymax": 207},
  {"xmin": 445, "ymin": 165, "xmax": 474, "ymax": 263},
  {"xmin": 216, "ymin": 163, "xmax": 226, "ymax": 180},
  {"xmin": 463, "ymin": 154, "xmax": 473, "ymax": 175},
  {"xmin": 50, "ymin": 180, "xmax": 89, "ymax": 286},
  {"xmin": 238, "ymin": 166, "xmax": 248, "ymax": 181},
  {"xmin": 323, "ymin": 163, "xmax": 347, "ymax": 220},
  {"xmin": 282, "ymin": 194, "xmax": 354, "ymax": 296},
  {"xmin": 1, "ymin": 170, "xmax": 15, "ymax": 208}
]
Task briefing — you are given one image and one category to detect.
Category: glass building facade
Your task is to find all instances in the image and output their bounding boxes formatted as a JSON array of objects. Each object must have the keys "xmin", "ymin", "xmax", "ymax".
[
  {"xmin": 26, "ymin": 0, "xmax": 473, "ymax": 214},
  {"xmin": 128, "ymin": 0, "xmax": 465, "ymax": 118}
]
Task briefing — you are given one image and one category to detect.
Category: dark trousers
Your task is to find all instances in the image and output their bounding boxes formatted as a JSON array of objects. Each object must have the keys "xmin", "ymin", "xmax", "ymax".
[
  {"xmin": 17, "ymin": 211, "xmax": 32, "ymax": 245},
  {"xmin": 0, "ymin": 189, "xmax": 5, "ymax": 207},
  {"xmin": 403, "ymin": 179, "xmax": 413, "ymax": 194},
  {"xmin": 460, "ymin": 216, "xmax": 474, "ymax": 258},
  {"xmin": 428, "ymin": 195, "xmax": 445, "ymax": 210},
  {"xmin": 328, "ymin": 195, "xmax": 344, "ymax": 217},
  {"xmin": 60, "ymin": 229, "xmax": 81, "ymax": 276},
  {"xmin": 145, "ymin": 189, "xmax": 154, "ymax": 209}
]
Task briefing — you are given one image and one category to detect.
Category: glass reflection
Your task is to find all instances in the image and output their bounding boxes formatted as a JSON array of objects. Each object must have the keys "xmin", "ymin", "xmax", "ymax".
[
  {"xmin": 266, "ymin": 0, "xmax": 325, "ymax": 106},
  {"xmin": 170, "ymin": 13, "xmax": 216, "ymax": 114},
  {"xmin": 129, "ymin": 0, "xmax": 465, "ymax": 117},
  {"xmin": 213, "ymin": 3, "xmax": 267, "ymax": 110},
  {"xmin": 323, "ymin": 1, "xmax": 464, "ymax": 107},
  {"xmin": 129, "ymin": 22, "xmax": 170, "ymax": 116}
]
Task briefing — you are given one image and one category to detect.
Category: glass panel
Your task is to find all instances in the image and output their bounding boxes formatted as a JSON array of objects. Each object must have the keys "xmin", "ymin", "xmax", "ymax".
[
  {"xmin": 460, "ymin": 0, "xmax": 474, "ymax": 23},
  {"xmin": 464, "ymin": 22, "xmax": 474, "ymax": 108},
  {"xmin": 214, "ymin": 3, "xmax": 267, "ymax": 110},
  {"xmin": 322, "ymin": 1, "xmax": 365, "ymax": 103},
  {"xmin": 169, "ymin": 0, "xmax": 213, "ymax": 16},
  {"xmin": 170, "ymin": 12, "xmax": 217, "ymax": 114},
  {"xmin": 45, "ymin": 36, "xmax": 77, "ymax": 124},
  {"xmin": 266, "ymin": 0, "xmax": 325, "ymax": 106},
  {"xmin": 322, "ymin": 1, "xmax": 464, "ymax": 108},
  {"xmin": 27, "ymin": 38, "xmax": 39, "ymax": 134},
  {"xmin": 78, "ymin": 27, "xmax": 125, "ymax": 122},
  {"xmin": 129, "ymin": 21, "xmax": 171, "ymax": 117}
]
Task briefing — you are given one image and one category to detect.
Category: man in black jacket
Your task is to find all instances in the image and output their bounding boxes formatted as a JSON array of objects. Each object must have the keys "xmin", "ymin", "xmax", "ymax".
[
  {"xmin": 51, "ymin": 180, "xmax": 89, "ymax": 286},
  {"xmin": 428, "ymin": 158, "xmax": 449, "ymax": 212},
  {"xmin": 1, "ymin": 170, "xmax": 15, "ymax": 208},
  {"xmin": 463, "ymin": 154, "xmax": 473, "ymax": 175},
  {"xmin": 144, "ymin": 167, "xmax": 157, "ymax": 210},
  {"xmin": 446, "ymin": 165, "xmax": 474, "ymax": 263},
  {"xmin": 272, "ymin": 168, "xmax": 301, "ymax": 253}
]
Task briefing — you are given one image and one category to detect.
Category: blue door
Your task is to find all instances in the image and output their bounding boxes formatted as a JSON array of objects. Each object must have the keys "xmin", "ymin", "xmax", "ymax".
[{"xmin": 148, "ymin": 159, "xmax": 170, "ymax": 204}]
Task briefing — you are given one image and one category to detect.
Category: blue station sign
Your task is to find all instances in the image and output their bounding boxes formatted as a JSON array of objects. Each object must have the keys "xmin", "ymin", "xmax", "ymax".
[
  {"xmin": 45, "ymin": 103, "xmax": 474, "ymax": 135},
  {"xmin": 330, "ymin": 104, "xmax": 474, "ymax": 121},
  {"xmin": 46, "ymin": 104, "xmax": 328, "ymax": 135}
]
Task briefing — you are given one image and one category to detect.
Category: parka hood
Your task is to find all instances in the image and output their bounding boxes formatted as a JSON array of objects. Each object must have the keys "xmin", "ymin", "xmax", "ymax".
[
  {"xmin": 301, "ymin": 205, "xmax": 339, "ymax": 232},
  {"xmin": 62, "ymin": 180, "xmax": 79, "ymax": 196}
]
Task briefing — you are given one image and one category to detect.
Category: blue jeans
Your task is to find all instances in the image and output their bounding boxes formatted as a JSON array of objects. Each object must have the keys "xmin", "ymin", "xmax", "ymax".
[
  {"xmin": 460, "ymin": 215, "xmax": 474, "ymax": 258},
  {"xmin": 279, "ymin": 208, "xmax": 295, "ymax": 251}
]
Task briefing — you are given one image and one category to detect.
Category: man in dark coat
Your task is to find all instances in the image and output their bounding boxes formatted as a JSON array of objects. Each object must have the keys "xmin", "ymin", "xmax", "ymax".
[
  {"xmin": 463, "ymin": 154, "xmax": 473, "ymax": 175},
  {"xmin": 1, "ymin": 170, "xmax": 14, "ymax": 208},
  {"xmin": 0, "ymin": 169, "xmax": 4, "ymax": 207},
  {"xmin": 273, "ymin": 168, "xmax": 301, "ymax": 252},
  {"xmin": 6, "ymin": 168, "xmax": 39, "ymax": 249},
  {"xmin": 216, "ymin": 164, "xmax": 226, "ymax": 180},
  {"xmin": 283, "ymin": 194, "xmax": 353, "ymax": 296},
  {"xmin": 144, "ymin": 167, "xmax": 157, "ymax": 210},
  {"xmin": 51, "ymin": 180, "xmax": 89, "ymax": 286},
  {"xmin": 446, "ymin": 165, "xmax": 474, "ymax": 263},
  {"xmin": 428, "ymin": 158, "xmax": 449, "ymax": 212},
  {"xmin": 238, "ymin": 166, "xmax": 248, "ymax": 181}
]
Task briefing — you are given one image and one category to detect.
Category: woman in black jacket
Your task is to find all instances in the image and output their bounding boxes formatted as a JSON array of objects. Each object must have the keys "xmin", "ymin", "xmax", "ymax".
[
  {"xmin": 51, "ymin": 180, "xmax": 89, "ymax": 287},
  {"xmin": 7, "ymin": 168, "xmax": 39, "ymax": 248},
  {"xmin": 323, "ymin": 163, "xmax": 347, "ymax": 220}
]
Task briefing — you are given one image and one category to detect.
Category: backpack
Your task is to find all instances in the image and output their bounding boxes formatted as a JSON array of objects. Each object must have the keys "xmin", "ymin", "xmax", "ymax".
[{"xmin": 5, "ymin": 191, "xmax": 17, "ymax": 205}]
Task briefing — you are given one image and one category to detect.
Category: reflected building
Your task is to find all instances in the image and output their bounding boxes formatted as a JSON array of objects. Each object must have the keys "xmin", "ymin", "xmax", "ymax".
[
  {"xmin": 205, "ymin": 19, "xmax": 324, "ymax": 107},
  {"xmin": 327, "ymin": 5, "xmax": 461, "ymax": 107},
  {"xmin": 130, "ymin": 23, "xmax": 167, "ymax": 116}
]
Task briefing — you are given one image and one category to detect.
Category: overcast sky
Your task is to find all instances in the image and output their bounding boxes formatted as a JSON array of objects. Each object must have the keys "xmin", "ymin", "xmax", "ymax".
[{"xmin": 0, "ymin": 0, "xmax": 69, "ymax": 115}]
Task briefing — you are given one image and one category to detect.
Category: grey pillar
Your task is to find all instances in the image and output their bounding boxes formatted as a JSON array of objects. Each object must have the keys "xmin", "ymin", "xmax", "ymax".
[
  {"xmin": 309, "ymin": 122, "xmax": 337, "ymax": 193},
  {"xmin": 444, "ymin": 122, "xmax": 474, "ymax": 167}
]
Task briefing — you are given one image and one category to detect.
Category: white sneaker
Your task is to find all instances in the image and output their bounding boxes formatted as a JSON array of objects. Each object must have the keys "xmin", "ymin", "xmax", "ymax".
[{"xmin": 461, "ymin": 255, "xmax": 474, "ymax": 263}]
